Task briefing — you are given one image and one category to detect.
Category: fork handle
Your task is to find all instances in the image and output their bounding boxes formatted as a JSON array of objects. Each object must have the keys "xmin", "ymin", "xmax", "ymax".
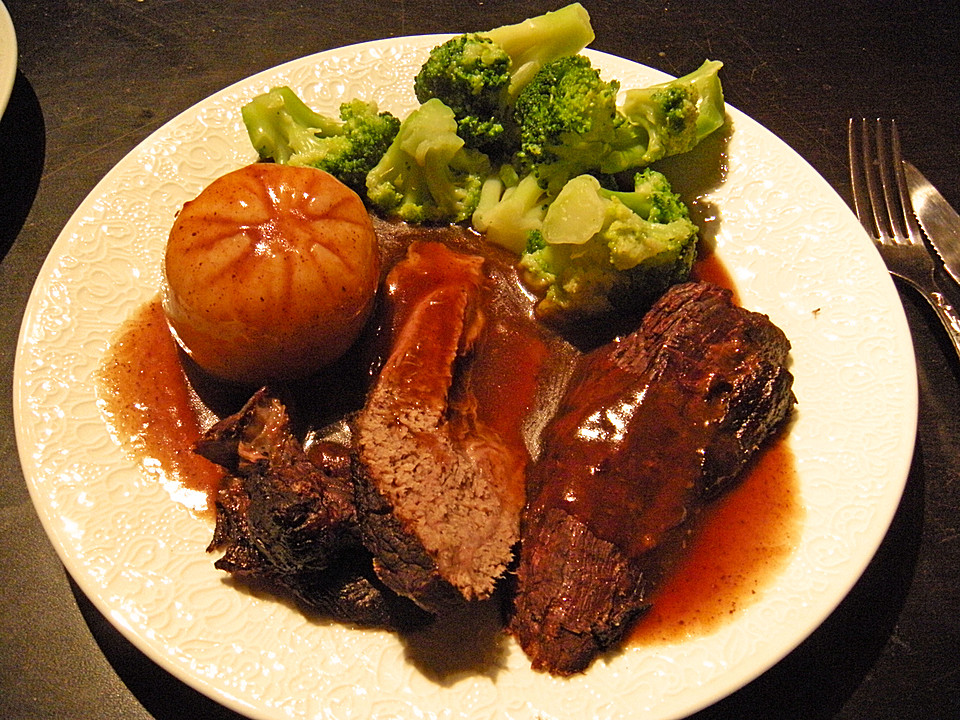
[{"xmin": 925, "ymin": 289, "xmax": 960, "ymax": 360}]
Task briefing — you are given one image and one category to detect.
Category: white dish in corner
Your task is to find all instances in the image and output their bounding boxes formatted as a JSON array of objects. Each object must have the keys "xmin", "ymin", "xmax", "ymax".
[
  {"xmin": 14, "ymin": 36, "xmax": 917, "ymax": 720},
  {"xmin": 0, "ymin": 0, "xmax": 16, "ymax": 117}
]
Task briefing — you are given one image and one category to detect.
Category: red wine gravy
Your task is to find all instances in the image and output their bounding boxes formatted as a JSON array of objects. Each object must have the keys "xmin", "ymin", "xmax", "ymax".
[{"xmin": 96, "ymin": 225, "xmax": 801, "ymax": 645}]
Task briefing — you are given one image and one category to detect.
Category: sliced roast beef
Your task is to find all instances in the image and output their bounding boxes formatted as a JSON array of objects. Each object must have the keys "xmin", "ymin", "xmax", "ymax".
[
  {"xmin": 354, "ymin": 241, "xmax": 527, "ymax": 612},
  {"xmin": 199, "ymin": 387, "xmax": 429, "ymax": 629},
  {"xmin": 511, "ymin": 281, "xmax": 795, "ymax": 675}
]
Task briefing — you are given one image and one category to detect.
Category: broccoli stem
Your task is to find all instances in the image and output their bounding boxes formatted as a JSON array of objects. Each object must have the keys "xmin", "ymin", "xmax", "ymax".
[
  {"xmin": 482, "ymin": 2, "xmax": 595, "ymax": 97},
  {"xmin": 683, "ymin": 60, "xmax": 726, "ymax": 140},
  {"xmin": 473, "ymin": 170, "xmax": 550, "ymax": 254}
]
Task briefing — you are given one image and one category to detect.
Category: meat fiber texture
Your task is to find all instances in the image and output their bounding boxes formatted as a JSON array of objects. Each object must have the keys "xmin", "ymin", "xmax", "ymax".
[
  {"xmin": 198, "ymin": 387, "xmax": 430, "ymax": 629},
  {"xmin": 511, "ymin": 281, "xmax": 796, "ymax": 675},
  {"xmin": 355, "ymin": 241, "xmax": 527, "ymax": 613}
]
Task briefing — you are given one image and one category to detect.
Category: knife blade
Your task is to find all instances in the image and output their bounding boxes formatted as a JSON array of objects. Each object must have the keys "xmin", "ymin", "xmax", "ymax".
[{"xmin": 904, "ymin": 160, "xmax": 960, "ymax": 286}]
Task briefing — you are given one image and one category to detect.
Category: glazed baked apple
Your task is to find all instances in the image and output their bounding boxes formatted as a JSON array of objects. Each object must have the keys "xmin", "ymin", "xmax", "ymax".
[{"xmin": 163, "ymin": 163, "xmax": 380, "ymax": 384}]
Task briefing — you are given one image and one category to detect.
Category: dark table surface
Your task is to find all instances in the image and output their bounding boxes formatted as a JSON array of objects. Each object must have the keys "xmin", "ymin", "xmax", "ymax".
[{"xmin": 2, "ymin": 1, "xmax": 959, "ymax": 718}]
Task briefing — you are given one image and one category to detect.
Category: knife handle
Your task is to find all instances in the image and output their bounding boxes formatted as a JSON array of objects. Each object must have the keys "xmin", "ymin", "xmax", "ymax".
[{"xmin": 927, "ymin": 289, "xmax": 960, "ymax": 360}]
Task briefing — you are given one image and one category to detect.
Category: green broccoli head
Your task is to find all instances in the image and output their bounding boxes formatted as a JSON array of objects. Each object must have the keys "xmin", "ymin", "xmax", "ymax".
[
  {"xmin": 613, "ymin": 85, "xmax": 700, "ymax": 167},
  {"xmin": 414, "ymin": 34, "xmax": 513, "ymax": 156},
  {"xmin": 331, "ymin": 99, "xmax": 404, "ymax": 189},
  {"xmin": 241, "ymin": 86, "xmax": 400, "ymax": 192},
  {"xmin": 514, "ymin": 54, "xmax": 622, "ymax": 195},
  {"xmin": 365, "ymin": 98, "xmax": 492, "ymax": 224},
  {"xmin": 412, "ymin": 3, "xmax": 595, "ymax": 158},
  {"xmin": 509, "ymin": 56, "xmax": 724, "ymax": 185},
  {"xmin": 518, "ymin": 169, "xmax": 699, "ymax": 318},
  {"xmin": 599, "ymin": 164, "xmax": 693, "ymax": 222},
  {"xmin": 602, "ymin": 60, "xmax": 725, "ymax": 173}
]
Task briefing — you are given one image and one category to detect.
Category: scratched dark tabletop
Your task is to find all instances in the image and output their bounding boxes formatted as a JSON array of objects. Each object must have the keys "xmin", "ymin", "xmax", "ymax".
[{"xmin": 2, "ymin": 1, "xmax": 959, "ymax": 718}]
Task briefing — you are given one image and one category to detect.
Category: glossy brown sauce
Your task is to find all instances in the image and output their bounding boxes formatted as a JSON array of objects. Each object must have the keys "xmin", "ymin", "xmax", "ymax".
[
  {"xmin": 96, "ymin": 298, "xmax": 224, "ymax": 514},
  {"xmin": 534, "ymin": 366, "xmax": 737, "ymax": 559},
  {"xmin": 631, "ymin": 437, "xmax": 801, "ymax": 643},
  {"xmin": 96, "ymin": 226, "xmax": 800, "ymax": 644},
  {"xmin": 691, "ymin": 246, "xmax": 738, "ymax": 301}
]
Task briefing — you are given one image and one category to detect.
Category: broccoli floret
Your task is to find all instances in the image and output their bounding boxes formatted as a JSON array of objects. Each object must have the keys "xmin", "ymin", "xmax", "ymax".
[
  {"xmin": 413, "ymin": 3, "xmax": 595, "ymax": 156},
  {"xmin": 518, "ymin": 169, "xmax": 699, "ymax": 318},
  {"xmin": 241, "ymin": 86, "xmax": 401, "ymax": 192},
  {"xmin": 599, "ymin": 166, "xmax": 695, "ymax": 222},
  {"xmin": 414, "ymin": 35, "xmax": 512, "ymax": 155},
  {"xmin": 365, "ymin": 98, "xmax": 492, "ymax": 224},
  {"xmin": 512, "ymin": 57, "xmax": 725, "ymax": 192},
  {"xmin": 513, "ymin": 54, "xmax": 622, "ymax": 195},
  {"xmin": 483, "ymin": 2, "xmax": 596, "ymax": 96},
  {"xmin": 602, "ymin": 60, "xmax": 726, "ymax": 173},
  {"xmin": 472, "ymin": 167, "xmax": 551, "ymax": 254}
]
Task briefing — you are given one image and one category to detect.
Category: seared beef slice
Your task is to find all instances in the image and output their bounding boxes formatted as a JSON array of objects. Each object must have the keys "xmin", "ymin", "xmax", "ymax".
[
  {"xmin": 355, "ymin": 241, "xmax": 526, "ymax": 612},
  {"xmin": 511, "ymin": 282, "xmax": 795, "ymax": 674},
  {"xmin": 199, "ymin": 388, "xmax": 428, "ymax": 628}
]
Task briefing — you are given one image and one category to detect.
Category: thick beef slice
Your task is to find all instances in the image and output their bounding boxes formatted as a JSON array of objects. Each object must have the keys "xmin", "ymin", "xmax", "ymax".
[
  {"xmin": 511, "ymin": 281, "xmax": 795, "ymax": 674},
  {"xmin": 355, "ymin": 241, "xmax": 526, "ymax": 612}
]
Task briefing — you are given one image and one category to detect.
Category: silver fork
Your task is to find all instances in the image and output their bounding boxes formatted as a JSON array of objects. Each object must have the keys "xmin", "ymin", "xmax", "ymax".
[{"xmin": 847, "ymin": 117, "xmax": 960, "ymax": 357}]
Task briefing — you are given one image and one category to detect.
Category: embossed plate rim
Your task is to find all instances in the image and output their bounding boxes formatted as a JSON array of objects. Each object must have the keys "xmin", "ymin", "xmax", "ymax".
[{"xmin": 14, "ymin": 36, "xmax": 917, "ymax": 720}]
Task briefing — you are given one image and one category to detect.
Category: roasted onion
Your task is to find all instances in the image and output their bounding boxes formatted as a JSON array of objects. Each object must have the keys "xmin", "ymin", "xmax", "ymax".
[{"xmin": 163, "ymin": 163, "xmax": 380, "ymax": 384}]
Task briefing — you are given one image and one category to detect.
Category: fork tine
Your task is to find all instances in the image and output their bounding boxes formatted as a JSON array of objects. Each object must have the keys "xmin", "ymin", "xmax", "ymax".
[
  {"xmin": 847, "ymin": 118, "xmax": 873, "ymax": 234},
  {"xmin": 875, "ymin": 119, "xmax": 912, "ymax": 242},
  {"xmin": 848, "ymin": 118, "xmax": 920, "ymax": 245},
  {"xmin": 888, "ymin": 120, "xmax": 925, "ymax": 243},
  {"xmin": 848, "ymin": 117, "xmax": 887, "ymax": 240},
  {"xmin": 847, "ymin": 117, "xmax": 960, "ymax": 361},
  {"xmin": 863, "ymin": 119, "xmax": 893, "ymax": 242}
]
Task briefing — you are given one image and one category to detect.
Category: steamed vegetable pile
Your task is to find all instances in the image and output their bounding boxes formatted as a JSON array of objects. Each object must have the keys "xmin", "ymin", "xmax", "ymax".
[{"xmin": 241, "ymin": 3, "xmax": 725, "ymax": 320}]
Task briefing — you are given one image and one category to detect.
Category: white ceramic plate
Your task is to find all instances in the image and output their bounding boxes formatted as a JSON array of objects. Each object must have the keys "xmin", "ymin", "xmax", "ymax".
[
  {"xmin": 0, "ymin": 0, "xmax": 16, "ymax": 117},
  {"xmin": 14, "ymin": 37, "xmax": 917, "ymax": 720}
]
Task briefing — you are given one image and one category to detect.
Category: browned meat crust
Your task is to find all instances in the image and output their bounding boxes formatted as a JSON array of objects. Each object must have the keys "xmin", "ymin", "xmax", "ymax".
[
  {"xmin": 511, "ymin": 282, "xmax": 795, "ymax": 674},
  {"xmin": 199, "ymin": 387, "xmax": 430, "ymax": 629}
]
